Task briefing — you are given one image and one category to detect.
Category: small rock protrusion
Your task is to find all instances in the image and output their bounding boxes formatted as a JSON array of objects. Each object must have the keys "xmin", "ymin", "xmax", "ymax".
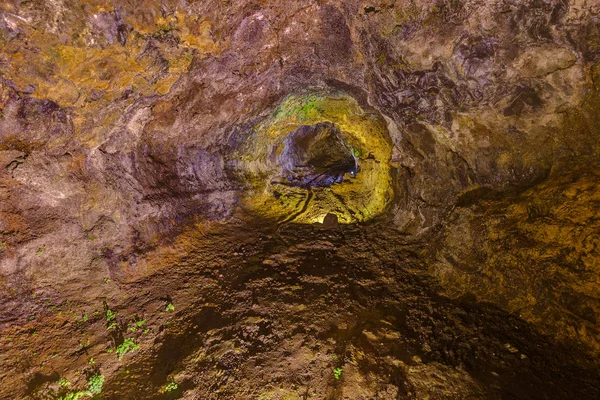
[{"xmin": 322, "ymin": 213, "xmax": 339, "ymax": 229}]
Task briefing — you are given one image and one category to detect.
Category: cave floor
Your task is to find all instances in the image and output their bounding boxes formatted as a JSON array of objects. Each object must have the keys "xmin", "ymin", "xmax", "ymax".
[{"xmin": 3, "ymin": 219, "xmax": 600, "ymax": 400}]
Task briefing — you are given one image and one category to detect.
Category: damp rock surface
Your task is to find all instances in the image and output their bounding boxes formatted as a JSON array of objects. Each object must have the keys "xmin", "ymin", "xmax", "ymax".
[{"xmin": 1, "ymin": 0, "xmax": 600, "ymax": 399}]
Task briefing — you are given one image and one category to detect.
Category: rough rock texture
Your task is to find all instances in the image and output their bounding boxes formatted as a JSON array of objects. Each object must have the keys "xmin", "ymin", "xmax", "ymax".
[{"xmin": 1, "ymin": 0, "xmax": 600, "ymax": 399}]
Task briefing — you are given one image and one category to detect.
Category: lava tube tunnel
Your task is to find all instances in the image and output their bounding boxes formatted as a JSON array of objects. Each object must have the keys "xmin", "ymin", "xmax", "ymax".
[
  {"xmin": 2, "ymin": 1, "xmax": 600, "ymax": 399},
  {"xmin": 232, "ymin": 91, "xmax": 394, "ymax": 224}
]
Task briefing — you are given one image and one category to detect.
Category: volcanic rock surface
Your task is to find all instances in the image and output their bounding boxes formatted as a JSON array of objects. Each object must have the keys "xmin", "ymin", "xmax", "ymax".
[{"xmin": 1, "ymin": 0, "xmax": 600, "ymax": 399}]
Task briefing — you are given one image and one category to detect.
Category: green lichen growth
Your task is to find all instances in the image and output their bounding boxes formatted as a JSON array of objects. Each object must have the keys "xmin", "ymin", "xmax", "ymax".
[
  {"xmin": 165, "ymin": 381, "xmax": 178, "ymax": 392},
  {"xmin": 58, "ymin": 378, "xmax": 71, "ymax": 387},
  {"xmin": 271, "ymin": 94, "xmax": 325, "ymax": 123},
  {"xmin": 105, "ymin": 309, "xmax": 116, "ymax": 322},
  {"xmin": 116, "ymin": 338, "xmax": 139, "ymax": 360},
  {"xmin": 87, "ymin": 374, "xmax": 104, "ymax": 395},
  {"xmin": 333, "ymin": 367, "xmax": 343, "ymax": 380},
  {"xmin": 57, "ymin": 392, "xmax": 87, "ymax": 400},
  {"xmin": 130, "ymin": 319, "xmax": 146, "ymax": 332},
  {"xmin": 56, "ymin": 374, "xmax": 103, "ymax": 400}
]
